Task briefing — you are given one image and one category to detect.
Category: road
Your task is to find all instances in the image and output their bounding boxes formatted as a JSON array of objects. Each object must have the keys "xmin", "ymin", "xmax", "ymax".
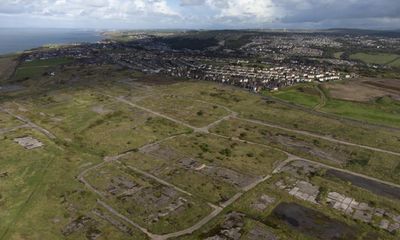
[
  {"xmin": 113, "ymin": 96, "xmax": 200, "ymax": 132},
  {"xmin": 0, "ymin": 124, "xmax": 30, "ymax": 135},
  {"xmin": 313, "ymin": 84, "xmax": 327, "ymax": 110},
  {"xmin": 0, "ymin": 107, "xmax": 56, "ymax": 139},
  {"xmin": 124, "ymin": 164, "xmax": 193, "ymax": 196}
]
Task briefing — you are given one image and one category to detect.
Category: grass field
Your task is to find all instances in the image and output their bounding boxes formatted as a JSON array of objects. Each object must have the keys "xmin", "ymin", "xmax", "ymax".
[
  {"xmin": 350, "ymin": 52, "xmax": 400, "ymax": 66},
  {"xmin": 13, "ymin": 57, "xmax": 72, "ymax": 81},
  {"xmin": 334, "ymin": 51, "xmax": 344, "ymax": 59},
  {"xmin": 388, "ymin": 58, "xmax": 400, "ymax": 67},
  {"xmin": 164, "ymin": 133, "xmax": 287, "ymax": 177},
  {"xmin": 7, "ymin": 89, "xmax": 191, "ymax": 156},
  {"xmin": 0, "ymin": 111, "xmax": 21, "ymax": 129},
  {"xmin": 0, "ymin": 128, "xmax": 108, "ymax": 239},
  {"xmin": 211, "ymin": 118, "xmax": 400, "ymax": 185},
  {"xmin": 323, "ymin": 96, "xmax": 400, "ymax": 128},
  {"xmin": 20, "ymin": 58, "xmax": 73, "ymax": 68},
  {"xmin": 137, "ymin": 94, "xmax": 230, "ymax": 128},
  {"xmin": 267, "ymin": 84, "xmax": 321, "ymax": 108},
  {"xmin": 264, "ymin": 81, "xmax": 400, "ymax": 129}
]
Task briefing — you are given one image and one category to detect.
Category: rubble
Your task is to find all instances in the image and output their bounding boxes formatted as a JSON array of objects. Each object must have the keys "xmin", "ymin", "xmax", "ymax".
[
  {"xmin": 252, "ymin": 194, "xmax": 276, "ymax": 211},
  {"xmin": 14, "ymin": 136, "xmax": 43, "ymax": 149},
  {"xmin": 205, "ymin": 212, "xmax": 245, "ymax": 240}
]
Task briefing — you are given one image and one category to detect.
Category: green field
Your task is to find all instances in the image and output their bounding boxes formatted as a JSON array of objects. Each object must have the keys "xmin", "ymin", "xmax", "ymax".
[
  {"xmin": 137, "ymin": 94, "xmax": 230, "ymax": 128},
  {"xmin": 267, "ymin": 84, "xmax": 321, "ymax": 108},
  {"xmin": 333, "ymin": 51, "xmax": 344, "ymax": 59},
  {"xmin": 388, "ymin": 58, "xmax": 400, "ymax": 67},
  {"xmin": 267, "ymin": 82, "xmax": 400, "ymax": 128},
  {"xmin": 350, "ymin": 52, "xmax": 400, "ymax": 66},
  {"xmin": 14, "ymin": 57, "xmax": 72, "ymax": 80},
  {"xmin": 323, "ymin": 96, "xmax": 400, "ymax": 128},
  {"xmin": 20, "ymin": 58, "xmax": 73, "ymax": 68}
]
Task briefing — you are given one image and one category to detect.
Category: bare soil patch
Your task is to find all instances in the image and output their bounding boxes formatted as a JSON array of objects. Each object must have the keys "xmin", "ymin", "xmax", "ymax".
[
  {"xmin": 91, "ymin": 105, "xmax": 113, "ymax": 115},
  {"xmin": 362, "ymin": 78, "xmax": 400, "ymax": 94},
  {"xmin": 0, "ymin": 56, "xmax": 18, "ymax": 81},
  {"xmin": 325, "ymin": 169, "xmax": 400, "ymax": 200},
  {"xmin": 324, "ymin": 81, "xmax": 391, "ymax": 102},
  {"xmin": 140, "ymin": 143, "xmax": 182, "ymax": 161}
]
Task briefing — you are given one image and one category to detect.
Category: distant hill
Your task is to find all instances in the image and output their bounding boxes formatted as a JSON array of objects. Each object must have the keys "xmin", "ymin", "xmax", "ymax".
[{"xmin": 324, "ymin": 28, "xmax": 400, "ymax": 37}]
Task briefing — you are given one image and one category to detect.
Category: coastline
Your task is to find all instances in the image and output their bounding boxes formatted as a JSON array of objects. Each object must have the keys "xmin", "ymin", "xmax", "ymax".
[{"xmin": 0, "ymin": 29, "xmax": 104, "ymax": 56}]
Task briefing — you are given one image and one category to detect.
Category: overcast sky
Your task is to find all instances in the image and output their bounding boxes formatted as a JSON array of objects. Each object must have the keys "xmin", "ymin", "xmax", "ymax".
[{"xmin": 0, "ymin": 0, "xmax": 399, "ymax": 29}]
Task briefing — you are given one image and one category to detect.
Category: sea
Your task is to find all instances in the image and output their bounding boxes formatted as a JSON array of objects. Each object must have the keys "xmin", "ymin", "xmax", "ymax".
[{"xmin": 0, "ymin": 28, "xmax": 104, "ymax": 55}]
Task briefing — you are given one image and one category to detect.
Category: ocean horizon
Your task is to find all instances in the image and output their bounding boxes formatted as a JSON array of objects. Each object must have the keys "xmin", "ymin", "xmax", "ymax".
[{"xmin": 0, "ymin": 28, "xmax": 103, "ymax": 55}]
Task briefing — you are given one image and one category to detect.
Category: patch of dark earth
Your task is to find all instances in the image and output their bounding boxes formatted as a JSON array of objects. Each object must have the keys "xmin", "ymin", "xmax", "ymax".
[
  {"xmin": 266, "ymin": 202, "xmax": 359, "ymax": 240},
  {"xmin": 325, "ymin": 169, "xmax": 400, "ymax": 200}
]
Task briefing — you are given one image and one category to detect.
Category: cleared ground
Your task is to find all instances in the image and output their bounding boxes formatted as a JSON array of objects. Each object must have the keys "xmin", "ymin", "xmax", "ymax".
[
  {"xmin": 324, "ymin": 80, "xmax": 393, "ymax": 102},
  {"xmin": 1, "ymin": 70, "xmax": 399, "ymax": 239},
  {"xmin": 0, "ymin": 56, "xmax": 17, "ymax": 82}
]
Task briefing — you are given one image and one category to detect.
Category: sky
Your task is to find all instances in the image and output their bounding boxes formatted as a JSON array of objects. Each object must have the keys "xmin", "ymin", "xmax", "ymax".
[{"xmin": 0, "ymin": 0, "xmax": 399, "ymax": 30}]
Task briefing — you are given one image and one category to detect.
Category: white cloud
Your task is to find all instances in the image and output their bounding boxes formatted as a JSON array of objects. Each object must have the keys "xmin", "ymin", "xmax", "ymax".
[
  {"xmin": 0, "ymin": 0, "xmax": 179, "ymax": 19},
  {"xmin": 0, "ymin": 0, "xmax": 399, "ymax": 29},
  {"xmin": 207, "ymin": 0, "xmax": 279, "ymax": 21},
  {"xmin": 180, "ymin": 0, "xmax": 205, "ymax": 6}
]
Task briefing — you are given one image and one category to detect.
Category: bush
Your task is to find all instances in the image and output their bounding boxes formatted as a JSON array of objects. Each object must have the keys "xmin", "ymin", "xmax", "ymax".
[{"xmin": 219, "ymin": 148, "xmax": 232, "ymax": 157}]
